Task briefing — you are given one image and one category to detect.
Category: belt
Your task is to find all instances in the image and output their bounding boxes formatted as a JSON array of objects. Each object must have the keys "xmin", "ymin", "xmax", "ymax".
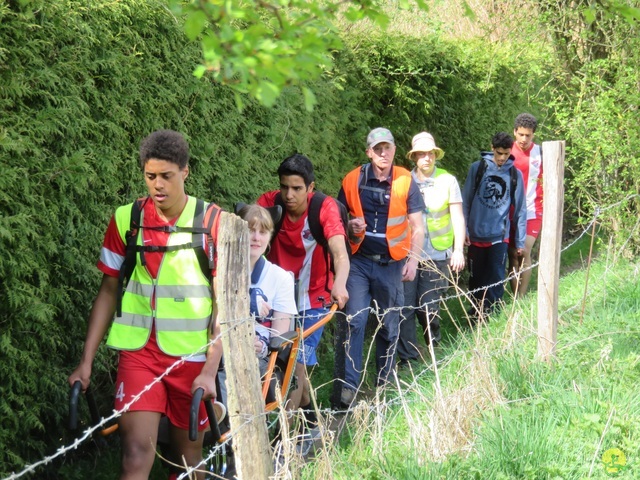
[{"xmin": 358, "ymin": 252, "xmax": 398, "ymax": 265}]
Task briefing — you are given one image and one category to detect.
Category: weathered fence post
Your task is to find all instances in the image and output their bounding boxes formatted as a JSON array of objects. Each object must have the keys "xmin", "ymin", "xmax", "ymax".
[
  {"xmin": 537, "ymin": 140, "xmax": 566, "ymax": 362},
  {"xmin": 216, "ymin": 212, "xmax": 273, "ymax": 478}
]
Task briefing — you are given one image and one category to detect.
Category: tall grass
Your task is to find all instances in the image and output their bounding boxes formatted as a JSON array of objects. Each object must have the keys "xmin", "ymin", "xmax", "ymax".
[{"xmin": 301, "ymin": 253, "xmax": 640, "ymax": 479}]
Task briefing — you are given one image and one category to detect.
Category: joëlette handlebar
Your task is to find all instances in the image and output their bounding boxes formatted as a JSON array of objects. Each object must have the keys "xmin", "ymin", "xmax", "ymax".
[
  {"xmin": 68, "ymin": 380, "xmax": 118, "ymax": 436},
  {"xmin": 299, "ymin": 302, "xmax": 338, "ymax": 339},
  {"xmin": 69, "ymin": 381, "xmax": 82, "ymax": 430},
  {"xmin": 189, "ymin": 387, "xmax": 221, "ymax": 443}
]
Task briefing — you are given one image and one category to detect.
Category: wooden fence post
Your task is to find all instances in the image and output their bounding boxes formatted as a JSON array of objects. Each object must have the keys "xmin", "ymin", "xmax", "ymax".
[
  {"xmin": 216, "ymin": 212, "xmax": 273, "ymax": 478},
  {"xmin": 537, "ymin": 140, "xmax": 566, "ymax": 362}
]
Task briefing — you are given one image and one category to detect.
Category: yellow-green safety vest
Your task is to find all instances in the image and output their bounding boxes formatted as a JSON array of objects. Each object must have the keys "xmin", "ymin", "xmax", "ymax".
[
  {"xmin": 422, "ymin": 168, "xmax": 454, "ymax": 251},
  {"xmin": 106, "ymin": 196, "xmax": 212, "ymax": 356}
]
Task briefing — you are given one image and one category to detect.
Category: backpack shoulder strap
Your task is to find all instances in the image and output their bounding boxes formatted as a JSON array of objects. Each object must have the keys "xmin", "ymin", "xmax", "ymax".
[
  {"xmin": 509, "ymin": 165, "xmax": 518, "ymax": 207},
  {"xmin": 308, "ymin": 192, "xmax": 328, "ymax": 248},
  {"xmin": 117, "ymin": 200, "xmax": 219, "ymax": 318},
  {"xmin": 272, "ymin": 194, "xmax": 286, "ymax": 239},
  {"xmin": 192, "ymin": 199, "xmax": 208, "ymax": 279},
  {"xmin": 201, "ymin": 202, "xmax": 221, "ymax": 278},
  {"xmin": 308, "ymin": 191, "xmax": 351, "ymax": 297},
  {"xmin": 473, "ymin": 158, "xmax": 488, "ymax": 198},
  {"xmin": 358, "ymin": 164, "xmax": 389, "ymax": 195},
  {"xmin": 358, "ymin": 164, "xmax": 369, "ymax": 189},
  {"xmin": 116, "ymin": 199, "xmax": 143, "ymax": 317},
  {"xmin": 468, "ymin": 158, "xmax": 487, "ymax": 211}
]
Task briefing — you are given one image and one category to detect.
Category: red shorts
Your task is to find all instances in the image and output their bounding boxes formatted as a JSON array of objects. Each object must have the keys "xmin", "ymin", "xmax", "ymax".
[
  {"xmin": 114, "ymin": 336, "xmax": 208, "ymax": 431},
  {"xmin": 510, "ymin": 217, "xmax": 542, "ymax": 244},
  {"xmin": 526, "ymin": 217, "xmax": 542, "ymax": 238}
]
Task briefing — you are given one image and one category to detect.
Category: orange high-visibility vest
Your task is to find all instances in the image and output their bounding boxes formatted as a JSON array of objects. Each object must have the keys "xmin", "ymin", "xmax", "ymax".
[{"xmin": 342, "ymin": 165, "xmax": 412, "ymax": 260}]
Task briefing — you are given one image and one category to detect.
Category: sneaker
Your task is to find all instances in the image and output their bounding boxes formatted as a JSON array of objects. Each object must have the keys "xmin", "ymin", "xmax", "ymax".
[
  {"xmin": 295, "ymin": 433, "xmax": 314, "ymax": 457},
  {"xmin": 466, "ymin": 307, "xmax": 480, "ymax": 326},
  {"xmin": 340, "ymin": 387, "xmax": 356, "ymax": 408},
  {"xmin": 273, "ymin": 443, "xmax": 286, "ymax": 472},
  {"xmin": 428, "ymin": 336, "xmax": 441, "ymax": 350},
  {"xmin": 302, "ymin": 424, "xmax": 320, "ymax": 440},
  {"xmin": 398, "ymin": 358, "xmax": 418, "ymax": 369},
  {"xmin": 300, "ymin": 403, "xmax": 319, "ymax": 431}
]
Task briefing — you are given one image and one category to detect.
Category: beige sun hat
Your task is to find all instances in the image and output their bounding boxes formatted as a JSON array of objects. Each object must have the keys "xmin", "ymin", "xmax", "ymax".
[{"xmin": 406, "ymin": 132, "xmax": 445, "ymax": 161}]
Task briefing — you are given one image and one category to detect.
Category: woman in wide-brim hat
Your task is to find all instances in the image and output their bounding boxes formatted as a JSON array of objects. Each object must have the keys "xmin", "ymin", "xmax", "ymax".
[{"xmin": 397, "ymin": 131, "xmax": 466, "ymax": 367}]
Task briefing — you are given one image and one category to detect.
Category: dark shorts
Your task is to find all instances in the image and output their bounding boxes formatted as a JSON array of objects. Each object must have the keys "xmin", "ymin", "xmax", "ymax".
[{"xmin": 510, "ymin": 216, "xmax": 542, "ymax": 244}]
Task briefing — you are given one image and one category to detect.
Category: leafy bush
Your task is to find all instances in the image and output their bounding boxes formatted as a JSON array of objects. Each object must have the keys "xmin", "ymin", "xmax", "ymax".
[
  {"xmin": 536, "ymin": 0, "xmax": 640, "ymax": 253},
  {"xmin": 0, "ymin": 0, "xmax": 547, "ymax": 476},
  {"xmin": 338, "ymin": 34, "xmax": 542, "ymax": 181},
  {"xmin": 551, "ymin": 55, "xmax": 640, "ymax": 254}
]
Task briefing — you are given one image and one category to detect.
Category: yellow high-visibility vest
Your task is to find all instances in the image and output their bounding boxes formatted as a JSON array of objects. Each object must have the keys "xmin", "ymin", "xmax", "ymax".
[
  {"xmin": 106, "ymin": 196, "xmax": 212, "ymax": 356},
  {"xmin": 422, "ymin": 168, "xmax": 454, "ymax": 251}
]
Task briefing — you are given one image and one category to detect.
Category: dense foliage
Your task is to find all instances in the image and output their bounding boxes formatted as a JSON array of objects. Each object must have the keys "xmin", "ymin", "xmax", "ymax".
[
  {"xmin": 0, "ymin": 0, "xmax": 541, "ymax": 476},
  {"xmin": 538, "ymin": 0, "xmax": 640, "ymax": 252},
  {"xmin": 165, "ymin": 0, "xmax": 431, "ymax": 109}
]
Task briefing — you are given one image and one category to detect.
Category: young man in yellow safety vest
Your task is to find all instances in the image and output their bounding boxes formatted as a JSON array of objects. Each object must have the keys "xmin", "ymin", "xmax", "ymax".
[{"xmin": 68, "ymin": 130, "xmax": 222, "ymax": 480}]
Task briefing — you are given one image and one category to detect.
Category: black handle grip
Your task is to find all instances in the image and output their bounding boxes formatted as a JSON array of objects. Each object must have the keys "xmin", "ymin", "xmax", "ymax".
[
  {"xmin": 69, "ymin": 381, "xmax": 82, "ymax": 430},
  {"xmin": 190, "ymin": 387, "xmax": 222, "ymax": 442},
  {"xmin": 205, "ymin": 398, "xmax": 222, "ymax": 443},
  {"xmin": 189, "ymin": 387, "xmax": 204, "ymax": 441}
]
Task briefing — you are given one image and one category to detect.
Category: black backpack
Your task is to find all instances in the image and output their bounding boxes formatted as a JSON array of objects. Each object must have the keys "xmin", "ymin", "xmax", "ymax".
[
  {"xmin": 273, "ymin": 191, "xmax": 350, "ymax": 293},
  {"xmin": 116, "ymin": 197, "xmax": 221, "ymax": 317}
]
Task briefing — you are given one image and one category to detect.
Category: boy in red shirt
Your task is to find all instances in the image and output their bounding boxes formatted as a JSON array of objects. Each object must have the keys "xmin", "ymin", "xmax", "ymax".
[
  {"xmin": 508, "ymin": 113, "xmax": 543, "ymax": 298},
  {"xmin": 69, "ymin": 130, "xmax": 222, "ymax": 479},
  {"xmin": 258, "ymin": 154, "xmax": 349, "ymax": 445}
]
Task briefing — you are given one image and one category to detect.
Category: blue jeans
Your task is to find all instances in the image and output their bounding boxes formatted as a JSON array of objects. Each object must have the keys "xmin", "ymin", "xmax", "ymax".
[
  {"xmin": 296, "ymin": 308, "xmax": 329, "ymax": 366},
  {"xmin": 342, "ymin": 254, "xmax": 404, "ymax": 389},
  {"xmin": 467, "ymin": 242, "xmax": 508, "ymax": 313},
  {"xmin": 398, "ymin": 259, "xmax": 449, "ymax": 360}
]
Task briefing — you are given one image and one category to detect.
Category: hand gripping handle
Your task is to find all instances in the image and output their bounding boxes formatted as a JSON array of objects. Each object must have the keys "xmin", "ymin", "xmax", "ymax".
[{"xmin": 189, "ymin": 387, "xmax": 221, "ymax": 443}]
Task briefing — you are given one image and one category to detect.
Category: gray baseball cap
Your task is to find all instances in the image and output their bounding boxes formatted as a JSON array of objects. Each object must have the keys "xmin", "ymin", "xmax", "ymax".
[{"xmin": 366, "ymin": 127, "xmax": 395, "ymax": 149}]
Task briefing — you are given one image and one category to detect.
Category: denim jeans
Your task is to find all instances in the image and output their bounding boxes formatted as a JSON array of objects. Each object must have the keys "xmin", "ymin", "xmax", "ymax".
[
  {"xmin": 342, "ymin": 254, "xmax": 404, "ymax": 389},
  {"xmin": 467, "ymin": 242, "xmax": 508, "ymax": 313},
  {"xmin": 296, "ymin": 308, "xmax": 329, "ymax": 366}
]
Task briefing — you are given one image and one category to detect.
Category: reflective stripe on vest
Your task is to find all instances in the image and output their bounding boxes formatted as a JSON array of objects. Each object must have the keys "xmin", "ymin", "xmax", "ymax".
[
  {"xmin": 421, "ymin": 168, "xmax": 454, "ymax": 251},
  {"xmin": 342, "ymin": 165, "xmax": 412, "ymax": 260},
  {"xmin": 106, "ymin": 196, "xmax": 212, "ymax": 356}
]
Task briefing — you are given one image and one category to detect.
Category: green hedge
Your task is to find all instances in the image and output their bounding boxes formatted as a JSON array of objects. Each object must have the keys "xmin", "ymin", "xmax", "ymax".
[
  {"xmin": 551, "ymin": 55, "xmax": 640, "ymax": 253},
  {"xmin": 0, "ymin": 0, "xmax": 546, "ymax": 475},
  {"xmin": 337, "ymin": 36, "xmax": 543, "ymax": 180}
]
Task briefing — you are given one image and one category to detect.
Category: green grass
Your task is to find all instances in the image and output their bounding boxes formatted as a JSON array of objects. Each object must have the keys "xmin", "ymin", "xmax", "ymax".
[
  {"xmin": 559, "ymin": 227, "xmax": 603, "ymax": 275},
  {"xmin": 43, "ymin": 233, "xmax": 619, "ymax": 479},
  {"xmin": 302, "ymin": 256, "xmax": 640, "ymax": 479}
]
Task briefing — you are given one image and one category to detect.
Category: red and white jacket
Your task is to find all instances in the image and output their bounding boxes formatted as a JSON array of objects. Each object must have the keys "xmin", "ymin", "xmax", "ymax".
[{"xmin": 511, "ymin": 142, "xmax": 543, "ymax": 221}]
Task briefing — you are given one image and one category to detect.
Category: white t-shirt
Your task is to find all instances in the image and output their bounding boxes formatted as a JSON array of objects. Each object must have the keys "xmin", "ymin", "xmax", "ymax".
[
  {"xmin": 413, "ymin": 168, "xmax": 463, "ymax": 261},
  {"xmin": 251, "ymin": 259, "xmax": 297, "ymax": 344}
]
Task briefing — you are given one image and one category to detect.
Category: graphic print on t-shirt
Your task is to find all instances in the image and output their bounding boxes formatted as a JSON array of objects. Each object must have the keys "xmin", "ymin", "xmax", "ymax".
[{"xmin": 480, "ymin": 175, "xmax": 509, "ymax": 209}]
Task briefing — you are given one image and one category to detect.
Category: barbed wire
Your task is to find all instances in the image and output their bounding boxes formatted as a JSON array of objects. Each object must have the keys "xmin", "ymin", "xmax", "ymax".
[
  {"xmin": 433, "ymin": 207, "xmax": 601, "ymax": 309},
  {"xmin": 2, "ymin": 330, "xmax": 227, "ymax": 480},
  {"xmin": 4, "ymin": 198, "xmax": 636, "ymax": 480}
]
